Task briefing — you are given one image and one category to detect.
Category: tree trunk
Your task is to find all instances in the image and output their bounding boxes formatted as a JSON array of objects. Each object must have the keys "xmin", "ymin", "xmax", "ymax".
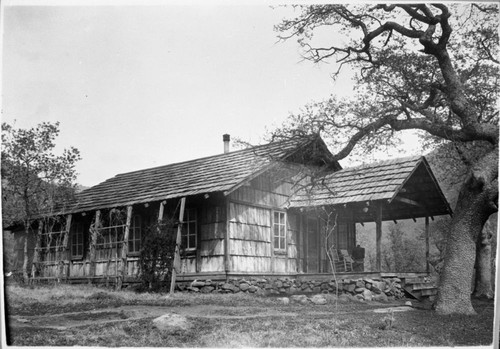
[
  {"xmin": 473, "ymin": 222, "xmax": 494, "ymax": 299},
  {"xmin": 435, "ymin": 150, "xmax": 498, "ymax": 315}
]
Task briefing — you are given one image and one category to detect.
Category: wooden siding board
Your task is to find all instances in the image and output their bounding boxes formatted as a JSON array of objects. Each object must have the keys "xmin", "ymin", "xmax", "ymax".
[
  {"xmin": 230, "ymin": 239, "xmax": 271, "ymax": 256},
  {"xmin": 287, "ymin": 244, "xmax": 298, "ymax": 258},
  {"xmin": 200, "ymin": 239, "xmax": 225, "ymax": 256},
  {"xmin": 274, "ymin": 257, "xmax": 287, "ymax": 273},
  {"xmin": 229, "ymin": 222, "xmax": 271, "ymax": 242},
  {"xmin": 229, "ymin": 202, "xmax": 271, "ymax": 227},
  {"xmin": 200, "ymin": 223, "xmax": 225, "ymax": 240},
  {"xmin": 200, "ymin": 256, "xmax": 225, "ymax": 272},
  {"xmin": 230, "ymin": 256, "xmax": 271, "ymax": 272},
  {"xmin": 230, "ymin": 186, "xmax": 290, "ymax": 208}
]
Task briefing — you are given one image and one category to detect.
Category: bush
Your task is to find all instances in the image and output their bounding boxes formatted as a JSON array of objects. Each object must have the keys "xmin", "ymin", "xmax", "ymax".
[{"xmin": 137, "ymin": 220, "xmax": 177, "ymax": 292}]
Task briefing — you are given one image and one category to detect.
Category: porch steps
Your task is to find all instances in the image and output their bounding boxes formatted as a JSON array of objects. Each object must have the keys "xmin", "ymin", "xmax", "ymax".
[{"xmin": 403, "ymin": 276, "xmax": 438, "ymax": 301}]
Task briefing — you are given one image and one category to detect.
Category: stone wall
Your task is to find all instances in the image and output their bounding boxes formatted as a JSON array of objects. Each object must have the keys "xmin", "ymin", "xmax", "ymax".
[{"xmin": 176, "ymin": 276, "xmax": 405, "ymax": 301}]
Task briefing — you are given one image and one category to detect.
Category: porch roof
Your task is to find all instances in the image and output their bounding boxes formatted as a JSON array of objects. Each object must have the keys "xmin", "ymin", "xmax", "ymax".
[{"xmin": 289, "ymin": 156, "xmax": 452, "ymax": 222}]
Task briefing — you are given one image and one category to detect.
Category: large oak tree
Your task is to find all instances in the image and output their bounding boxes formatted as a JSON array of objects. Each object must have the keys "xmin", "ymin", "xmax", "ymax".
[{"xmin": 274, "ymin": 3, "xmax": 498, "ymax": 315}]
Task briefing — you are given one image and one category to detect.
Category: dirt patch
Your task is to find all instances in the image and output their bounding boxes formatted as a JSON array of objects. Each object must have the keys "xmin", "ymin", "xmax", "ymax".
[
  {"xmin": 373, "ymin": 306, "xmax": 415, "ymax": 313},
  {"xmin": 8, "ymin": 304, "xmax": 300, "ymax": 331}
]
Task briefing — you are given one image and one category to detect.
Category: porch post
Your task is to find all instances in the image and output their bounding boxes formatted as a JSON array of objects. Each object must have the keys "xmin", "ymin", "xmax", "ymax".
[
  {"xmin": 376, "ymin": 203, "xmax": 382, "ymax": 272},
  {"xmin": 158, "ymin": 200, "xmax": 165, "ymax": 222},
  {"xmin": 117, "ymin": 206, "xmax": 133, "ymax": 290},
  {"xmin": 317, "ymin": 218, "xmax": 322, "ymax": 273},
  {"xmin": 60, "ymin": 214, "xmax": 72, "ymax": 282},
  {"xmin": 270, "ymin": 211, "xmax": 275, "ymax": 273},
  {"xmin": 89, "ymin": 210, "xmax": 101, "ymax": 278},
  {"xmin": 298, "ymin": 213, "xmax": 303, "ymax": 273},
  {"xmin": 31, "ymin": 220, "xmax": 44, "ymax": 279},
  {"xmin": 303, "ymin": 214, "xmax": 308, "ymax": 273},
  {"xmin": 425, "ymin": 215, "xmax": 430, "ymax": 274},
  {"xmin": 170, "ymin": 197, "xmax": 186, "ymax": 294}
]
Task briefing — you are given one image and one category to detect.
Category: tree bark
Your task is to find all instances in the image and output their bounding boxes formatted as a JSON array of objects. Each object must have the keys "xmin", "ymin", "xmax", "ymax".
[
  {"xmin": 473, "ymin": 222, "xmax": 494, "ymax": 299},
  {"xmin": 435, "ymin": 149, "xmax": 498, "ymax": 315}
]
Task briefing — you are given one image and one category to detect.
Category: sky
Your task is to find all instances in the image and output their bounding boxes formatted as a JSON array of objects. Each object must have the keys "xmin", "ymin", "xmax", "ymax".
[{"xmin": 1, "ymin": 1, "xmax": 422, "ymax": 187}]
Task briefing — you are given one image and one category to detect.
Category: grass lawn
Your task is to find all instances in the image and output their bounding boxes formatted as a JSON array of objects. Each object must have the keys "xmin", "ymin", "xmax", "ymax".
[{"xmin": 3, "ymin": 283, "xmax": 495, "ymax": 347}]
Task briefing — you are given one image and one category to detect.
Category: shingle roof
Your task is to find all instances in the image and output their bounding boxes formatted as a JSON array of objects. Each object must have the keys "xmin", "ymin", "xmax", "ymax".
[
  {"xmin": 69, "ymin": 137, "xmax": 321, "ymax": 213},
  {"xmin": 289, "ymin": 155, "xmax": 450, "ymax": 216}
]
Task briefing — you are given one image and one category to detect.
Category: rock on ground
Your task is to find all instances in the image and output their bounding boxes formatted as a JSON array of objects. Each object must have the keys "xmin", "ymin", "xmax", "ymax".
[
  {"xmin": 153, "ymin": 313, "xmax": 191, "ymax": 332},
  {"xmin": 310, "ymin": 295, "xmax": 327, "ymax": 305}
]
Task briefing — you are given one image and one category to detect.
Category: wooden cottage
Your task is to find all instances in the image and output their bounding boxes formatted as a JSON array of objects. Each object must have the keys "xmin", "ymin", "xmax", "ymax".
[{"xmin": 16, "ymin": 135, "xmax": 451, "ymax": 286}]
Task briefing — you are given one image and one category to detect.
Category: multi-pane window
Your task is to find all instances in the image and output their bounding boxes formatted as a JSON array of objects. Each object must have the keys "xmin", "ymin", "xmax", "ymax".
[
  {"xmin": 96, "ymin": 227, "xmax": 124, "ymax": 260},
  {"xmin": 181, "ymin": 208, "xmax": 197, "ymax": 250},
  {"xmin": 71, "ymin": 222, "xmax": 85, "ymax": 259},
  {"xmin": 41, "ymin": 221, "xmax": 64, "ymax": 262},
  {"xmin": 128, "ymin": 215, "xmax": 142, "ymax": 254},
  {"xmin": 273, "ymin": 211, "xmax": 286, "ymax": 251}
]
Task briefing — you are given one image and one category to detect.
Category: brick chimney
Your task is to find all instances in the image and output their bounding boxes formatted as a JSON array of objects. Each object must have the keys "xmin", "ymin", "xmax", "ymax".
[{"xmin": 223, "ymin": 134, "xmax": 230, "ymax": 154}]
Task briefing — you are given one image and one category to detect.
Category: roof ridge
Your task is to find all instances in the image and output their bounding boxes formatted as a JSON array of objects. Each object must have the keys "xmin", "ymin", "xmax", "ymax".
[
  {"xmin": 341, "ymin": 155, "xmax": 422, "ymax": 171},
  {"xmin": 115, "ymin": 137, "xmax": 310, "ymax": 176}
]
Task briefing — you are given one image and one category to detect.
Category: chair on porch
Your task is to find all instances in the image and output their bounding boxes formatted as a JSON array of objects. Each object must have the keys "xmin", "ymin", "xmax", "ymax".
[
  {"xmin": 331, "ymin": 249, "xmax": 352, "ymax": 272},
  {"xmin": 339, "ymin": 249, "xmax": 354, "ymax": 272}
]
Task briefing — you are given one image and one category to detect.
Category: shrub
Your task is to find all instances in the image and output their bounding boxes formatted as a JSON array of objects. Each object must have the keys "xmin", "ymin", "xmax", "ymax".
[{"xmin": 137, "ymin": 219, "xmax": 177, "ymax": 292}]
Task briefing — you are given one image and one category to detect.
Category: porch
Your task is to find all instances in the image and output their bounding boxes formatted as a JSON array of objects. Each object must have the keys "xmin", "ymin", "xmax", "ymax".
[{"xmin": 289, "ymin": 156, "xmax": 452, "ymax": 276}]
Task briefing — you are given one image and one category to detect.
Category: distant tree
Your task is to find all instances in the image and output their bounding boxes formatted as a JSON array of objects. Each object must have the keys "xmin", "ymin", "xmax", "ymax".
[
  {"xmin": 274, "ymin": 4, "xmax": 498, "ymax": 315},
  {"xmin": 382, "ymin": 223, "xmax": 425, "ymax": 273},
  {"xmin": 1, "ymin": 122, "xmax": 81, "ymax": 281}
]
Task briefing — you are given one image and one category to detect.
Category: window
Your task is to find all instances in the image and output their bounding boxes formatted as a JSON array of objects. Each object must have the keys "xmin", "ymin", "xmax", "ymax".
[
  {"xmin": 128, "ymin": 215, "xmax": 142, "ymax": 254},
  {"xmin": 71, "ymin": 222, "xmax": 85, "ymax": 259},
  {"xmin": 273, "ymin": 211, "xmax": 286, "ymax": 251},
  {"xmin": 95, "ymin": 209, "xmax": 127, "ymax": 260},
  {"xmin": 96, "ymin": 226, "xmax": 123, "ymax": 260},
  {"xmin": 181, "ymin": 208, "xmax": 197, "ymax": 250},
  {"xmin": 41, "ymin": 221, "xmax": 64, "ymax": 262}
]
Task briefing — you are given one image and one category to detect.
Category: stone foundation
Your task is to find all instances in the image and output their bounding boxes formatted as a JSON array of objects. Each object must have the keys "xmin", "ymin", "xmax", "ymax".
[{"xmin": 176, "ymin": 276, "xmax": 405, "ymax": 301}]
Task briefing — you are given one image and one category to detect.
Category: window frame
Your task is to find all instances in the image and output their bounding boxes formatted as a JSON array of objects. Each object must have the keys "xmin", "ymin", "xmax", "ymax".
[
  {"xmin": 41, "ymin": 220, "xmax": 64, "ymax": 263},
  {"xmin": 273, "ymin": 210, "xmax": 287, "ymax": 253},
  {"xmin": 95, "ymin": 226, "xmax": 124, "ymax": 261},
  {"xmin": 71, "ymin": 222, "xmax": 85, "ymax": 260},
  {"xmin": 181, "ymin": 208, "xmax": 197, "ymax": 252},
  {"xmin": 128, "ymin": 214, "xmax": 142, "ymax": 256}
]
